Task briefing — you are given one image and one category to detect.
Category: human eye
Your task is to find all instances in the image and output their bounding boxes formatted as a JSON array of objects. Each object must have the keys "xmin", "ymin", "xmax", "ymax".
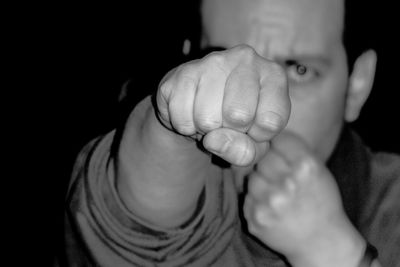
[{"xmin": 286, "ymin": 62, "xmax": 320, "ymax": 84}]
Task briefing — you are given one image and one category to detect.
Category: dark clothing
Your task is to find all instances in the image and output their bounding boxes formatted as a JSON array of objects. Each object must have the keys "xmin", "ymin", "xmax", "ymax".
[{"xmin": 60, "ymin": 96, "xmax": 400, "ymax": 266}]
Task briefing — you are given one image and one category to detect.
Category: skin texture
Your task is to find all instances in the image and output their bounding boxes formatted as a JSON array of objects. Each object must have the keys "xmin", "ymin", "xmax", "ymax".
[
  {"xmin": 119, "ymin": 44, "xmax": 290, "ymax": 227},
  {"xmin": 199, "ymin": 0, "xmax": 380, "ymax": 266},
  {"xmin": 201, "ymin": 0, "xmax": 374, "ymax": 161},
  {"xmin": 116, "ymin": 0, "xmax": 380, "ymax": 265},
  {"xmin": 244, "ymin": 132, "xmax": 367, "ymax": 267},
  {"xmin": 156, "ymin": 45, "xmax": 290, "ymax": 165}
]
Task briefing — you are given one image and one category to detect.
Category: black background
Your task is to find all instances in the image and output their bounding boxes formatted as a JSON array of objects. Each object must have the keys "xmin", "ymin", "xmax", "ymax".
[{"xmin": 12, "ymin": 2, "xmax": 399, "ymax": 266}]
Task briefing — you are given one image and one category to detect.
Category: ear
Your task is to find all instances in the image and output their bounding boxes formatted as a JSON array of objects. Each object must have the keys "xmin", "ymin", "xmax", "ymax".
[{"xmin": 345, "ymin": 49, "xmax": 377, "ymax": 122}]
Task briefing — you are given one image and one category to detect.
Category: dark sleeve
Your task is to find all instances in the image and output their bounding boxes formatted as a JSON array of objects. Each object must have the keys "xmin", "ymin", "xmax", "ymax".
[
  {"xmin": 60, "ymin": 97, "xmax": 238, "ymax": 267},
  {"xmin": 360, "ymin": 152, "xmax": 400, "ymax": 267}
]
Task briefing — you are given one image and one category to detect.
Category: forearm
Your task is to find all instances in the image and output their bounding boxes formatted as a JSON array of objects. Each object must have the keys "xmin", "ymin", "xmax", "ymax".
[
  {"xmin": 116, "ymin": 96, "xmax": 218, "ymax": 228},
  {"xmin": 288, "ymin": 220, "xmax": 377, "ymax": 267},
  {"xmin": 64, "ymin": 122, "xmax": 232, "ymax": 266}
]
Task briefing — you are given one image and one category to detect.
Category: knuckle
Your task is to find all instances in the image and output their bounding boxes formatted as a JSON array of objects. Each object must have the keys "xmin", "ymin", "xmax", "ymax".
[
  {"xmin": 255, "ymin": 111, "xmax": 284, "ymax": 132},
  {"xmin": 259, "ymin": 60, "xmax": 287, "ymax": 87},
  {"xmin": 224, "ymin": 107, "xmax": 253, "ymax": 126},
  {"xmin": 233, "ymin": 44, "xmax": 257, "ymax": 59},
  {"xmin": 269, "ymin": 62, "xmax": 287, "ymax": 84},
  {"xmin": 299, "ymin": 154, "xmax": 317, "ymax": 167},
  {"xmin": 203, "ymin": 52, "xmax": 227, "ymax": 70},
  {"xmin": 294, "ymin": 156, "xmax": 319, "ymax": 180},
  {"xmin": 173, "ymin": 120, "xmax": 195, "ymax": 135},
  {"xmin": 158, "ymin": 79, "xmax": 174, "ymax": 100},
  {"xmin": 195, "ymin": 115, "xmax": 221, "ymax": 132},
  {"xmin": 180, "ymin": 75, "xmax": 197, "ymax": 93},
  {"xmin": 229, "ymin": 45, "xmax": 258, "ymax": 66},
  {"xmin": 254, "ymin": 205, "xmax": 272, "ymax": 227},
  {"xmin": 177, "ymin": 63, "xmax": 198, "ymax": 81},
  {"xmin": 284, "ymin": 178, "xmax": 296, "ymax": 193},
  {"xmin": 269, "ymin": 192, "xmax": 289, "ymax": 209}
]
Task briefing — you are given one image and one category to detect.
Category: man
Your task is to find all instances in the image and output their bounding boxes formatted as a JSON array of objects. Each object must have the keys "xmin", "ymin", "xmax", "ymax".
[{"xmin": 60, "ymin": 0, "xmax": 399, "ymax": 266}]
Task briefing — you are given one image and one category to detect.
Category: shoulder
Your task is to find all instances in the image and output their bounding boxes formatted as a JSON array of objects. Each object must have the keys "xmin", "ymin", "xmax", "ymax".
[
  {"xmin": 365, "ymin": 150, "xmax": 400, "ymax": 227},
  {"xmin": 369, "ymin": 151, "xmax": 400, "ymax": 190},
  {"xmin": 366, "ymin": 150, "xmax": 400, "ymax": 219},
  {"xmin": 361, "ymin": 151, "xmax": 400, "ymax": 266}
]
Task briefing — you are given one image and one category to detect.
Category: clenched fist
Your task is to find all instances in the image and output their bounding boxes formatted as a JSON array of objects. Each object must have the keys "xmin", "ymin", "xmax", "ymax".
[
  {"xmin": 244, "ymin": 132, "xmax": 366, "ymax": 267},
  {"xmin": 156, "ymin": 45, "xmax": 291, "ymax": 166}
]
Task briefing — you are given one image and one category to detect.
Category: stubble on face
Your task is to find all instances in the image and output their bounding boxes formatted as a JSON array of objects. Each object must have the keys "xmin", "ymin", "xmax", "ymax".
[{"xmin": 201, "ymin": 0, "xmax": 350, "ymax": 161}]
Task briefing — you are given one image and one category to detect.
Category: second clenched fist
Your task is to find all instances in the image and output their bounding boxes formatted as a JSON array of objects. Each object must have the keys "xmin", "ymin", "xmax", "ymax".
[{"xmin": 156, "ymin": 45, "xmax": 291, "ymax": 166}]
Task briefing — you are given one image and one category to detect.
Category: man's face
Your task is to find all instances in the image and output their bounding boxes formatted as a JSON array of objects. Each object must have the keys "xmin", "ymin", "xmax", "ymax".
[{"xmin": 201, "ymin": 0, "xmax": 348, "ymax": 161}]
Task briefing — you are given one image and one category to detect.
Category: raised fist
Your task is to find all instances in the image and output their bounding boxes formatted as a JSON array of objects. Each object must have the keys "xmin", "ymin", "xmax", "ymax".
[{"xmin": 156, "ymin": 45, "xmax": 291, "ymax": 166}]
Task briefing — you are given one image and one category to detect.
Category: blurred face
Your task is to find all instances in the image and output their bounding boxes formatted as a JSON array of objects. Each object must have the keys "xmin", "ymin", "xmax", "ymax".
[{"xmin": 201, "ymin": 0, "xmax": 348, "ymax": 161}]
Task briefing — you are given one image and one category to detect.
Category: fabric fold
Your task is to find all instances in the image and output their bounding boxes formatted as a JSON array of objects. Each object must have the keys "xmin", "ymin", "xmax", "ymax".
[{"xmin": 65, "ymin": 97, "xmax": 239, "ymax": 266}]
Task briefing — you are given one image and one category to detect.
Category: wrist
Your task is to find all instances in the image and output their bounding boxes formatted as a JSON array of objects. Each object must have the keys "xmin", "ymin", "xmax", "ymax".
[
  {"xmin": 115, "ymin": 98, "xmax": 211, "ymax": 228},
  {"xmin": 288, "ymin": 219, "xmax": 366, "ymax": 267}
]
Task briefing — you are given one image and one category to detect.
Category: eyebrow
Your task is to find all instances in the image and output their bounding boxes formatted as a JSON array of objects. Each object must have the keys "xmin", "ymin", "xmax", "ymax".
[
  {"xmin": 200, "ymin": 45, "xmax": 333, "ymax": 68},
  {"xmin": 277, "ymin": 55, "xmax": 333, "ymax": 68}
]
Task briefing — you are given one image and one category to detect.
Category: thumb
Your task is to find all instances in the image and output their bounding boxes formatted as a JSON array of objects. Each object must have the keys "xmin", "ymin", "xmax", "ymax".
[{"xmin": 203, "ymin": 128, "xmax": 269, "ymax": 166}]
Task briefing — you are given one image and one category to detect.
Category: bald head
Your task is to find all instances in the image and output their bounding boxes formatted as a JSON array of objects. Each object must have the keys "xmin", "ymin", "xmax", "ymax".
[
  {"xmin": 198, "ymin": 0, "xmax": 371, "ymax": 161},
  {"xmin": 201, "ymin": 0, "xmax": 344, "ymax": 60}
]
